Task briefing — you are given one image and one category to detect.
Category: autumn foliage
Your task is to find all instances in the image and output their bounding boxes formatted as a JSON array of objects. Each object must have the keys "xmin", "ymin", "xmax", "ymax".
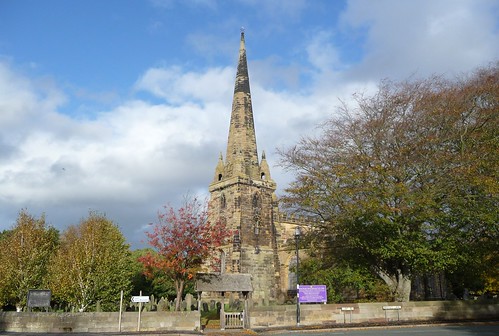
[
  {"xmin": 139, "ymin": 197, "xmax": 231, "ymax": 310},
  {"xmin": 279, "ymin": 64, "xmax": 498, "ymax": 301},
  {"xmin": 0, "ymin": 210, "xmax": 58, "ymax": 311},
  {"xmin": 48, "ymin": 211, "xmax": 132, "ymax": 312}
]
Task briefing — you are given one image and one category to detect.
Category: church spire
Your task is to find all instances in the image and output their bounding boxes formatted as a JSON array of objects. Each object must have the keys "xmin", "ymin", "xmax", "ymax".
[
  {"xmin": 225, "ymin": 29, "xmax": 260, "ymax": 179},
  {"xmin": 207, "ymin": 31, "xmax": 280, "ymax": 302}
]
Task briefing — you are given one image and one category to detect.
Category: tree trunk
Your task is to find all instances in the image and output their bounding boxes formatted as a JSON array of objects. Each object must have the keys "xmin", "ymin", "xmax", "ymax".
[
  {"xmin": 175, "ymin": 279, "xmax": 185, "ymax": 311},
  {"xmin": 377, "ymin": 268, "xmax": 411, "ymax": 302}
]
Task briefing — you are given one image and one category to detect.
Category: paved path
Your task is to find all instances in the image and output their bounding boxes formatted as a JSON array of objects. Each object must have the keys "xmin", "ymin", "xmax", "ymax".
[
  {"xmin": 1, "ymin": 323, "xmax": 498, "ymax": 336},
  {"xmin": 257, "ymin": 324, "xmax": 499, "ymax": 336}
]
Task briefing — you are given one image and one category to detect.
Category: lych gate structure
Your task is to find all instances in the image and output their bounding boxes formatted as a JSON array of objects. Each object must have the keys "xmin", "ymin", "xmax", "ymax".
[
  {"xmin": 206, "ymin": 31, "xmax": 312, "ymax": 305},
  {"xmin": 196, "ymin": 273, "xmax": 252, "ymax": 329}
]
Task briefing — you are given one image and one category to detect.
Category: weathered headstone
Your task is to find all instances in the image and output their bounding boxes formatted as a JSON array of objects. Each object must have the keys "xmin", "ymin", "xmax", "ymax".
[
  {"xmin": 158, "ymin": 297, "xmax": 168, "ymax": 311},
  {"xmin": 229, "ymin": 292, "xmax": 235, "ymax": 308},
  {"xmin": 191, "ymin": 297, "xmax": 198, "ymax": 311},
  {"xmin": 185, "ymin": 294, "xmax": 193, "ymax": 311}
]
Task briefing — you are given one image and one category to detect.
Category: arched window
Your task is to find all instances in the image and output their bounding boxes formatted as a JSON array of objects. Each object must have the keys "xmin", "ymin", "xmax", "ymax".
[
  {"xmin": 252, "ymin": 193, "xmax": 262, "ymax": 231},
  {"xmin": 220, "ymin": 193, "xmax": 226, "ymax": 209},
  {"xmin": 233, "ymin": 230, "xmax": 241, "ymax": 252},
  {"xmin": 252, "ymin": 193, "xmax": 260, "ymax": 209},
  {"xmin": 220, "ymin": 250, "xmax": 226, "ymax": 274}
]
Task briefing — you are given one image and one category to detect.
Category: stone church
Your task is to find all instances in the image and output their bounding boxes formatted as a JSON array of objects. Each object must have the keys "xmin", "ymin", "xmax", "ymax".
[
  {"xmin": 207, "ymin": 31, "xmax": 311, "ymax": 304},
  {"xmin": 203, "ymin": 32, "xmax": 450, "ymax": 306}
]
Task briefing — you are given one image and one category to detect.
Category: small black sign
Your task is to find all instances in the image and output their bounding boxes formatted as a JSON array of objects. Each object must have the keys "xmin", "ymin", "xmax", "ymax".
[{"xmin": 27, "ymin": 289, "xmax": 51, "ymax": 308}]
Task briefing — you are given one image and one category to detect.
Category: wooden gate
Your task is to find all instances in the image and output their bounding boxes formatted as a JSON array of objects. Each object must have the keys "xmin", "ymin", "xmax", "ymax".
[
  {"xmin": 195, "ymin": 273, "xmax": 253, "ymax": 330},
  {"xmin": 223, "ymin": 311, "xmax": 244, "ymax": 329}
]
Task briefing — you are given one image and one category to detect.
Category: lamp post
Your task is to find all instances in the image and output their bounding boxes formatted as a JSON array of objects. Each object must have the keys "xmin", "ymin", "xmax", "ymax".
[{"xmin": 295, "ymin": 226, "xmax": 301, "ymax": 326}]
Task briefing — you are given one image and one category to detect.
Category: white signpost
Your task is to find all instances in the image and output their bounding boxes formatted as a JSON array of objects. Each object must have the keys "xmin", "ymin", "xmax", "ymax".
[
  {"xmin": 131, "ymin": 292, "xmax": 150, "ymax": 331},
  {"xmin": 131, "ymin": 296, "xmax": 150, "ymax": 303}
]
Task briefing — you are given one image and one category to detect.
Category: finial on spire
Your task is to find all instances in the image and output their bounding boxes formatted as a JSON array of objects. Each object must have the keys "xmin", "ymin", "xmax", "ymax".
[{"xmin": 240, "ymin": 26, "xmax": 245, "ymax": 35}]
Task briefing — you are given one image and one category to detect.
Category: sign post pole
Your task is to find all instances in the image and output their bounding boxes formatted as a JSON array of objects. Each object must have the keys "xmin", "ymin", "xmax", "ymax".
[
  {"xmin": 295, "ymin": 227, "xmax": 301, "ymax": 327},
  {"xmin": 131, "ymin": 293, "xmax": 150, "ymax": 332},
  {"xmin": 118, "ymin": 290, "xmax": 123, "ymax": 332},
  {"xmin": 137, "ymin": 291, "xmax": 142, "ymax": 332}
]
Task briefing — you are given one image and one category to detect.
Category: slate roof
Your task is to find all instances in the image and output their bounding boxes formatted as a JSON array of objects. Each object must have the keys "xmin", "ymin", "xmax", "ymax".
[{"xmin": 195, "ymin": 273, "xmax": 253, "ymax": 292}]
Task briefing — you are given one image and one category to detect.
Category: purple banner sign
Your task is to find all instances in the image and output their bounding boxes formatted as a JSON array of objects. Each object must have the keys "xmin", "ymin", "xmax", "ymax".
[{"xmin": 299, "ymin": 285, "xmax": 327, "ymax": 303}]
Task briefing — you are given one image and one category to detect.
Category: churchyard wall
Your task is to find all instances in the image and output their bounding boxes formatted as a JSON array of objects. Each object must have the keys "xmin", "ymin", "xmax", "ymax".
[
  {"xmin": 0, "ymin": 300, "xmax": 497, "ymax": 332},
  {"xmin": 0, "ymin": 311, "xmax": 200, "ymax": 333},
  {"xmin": 249, "ymin": 300, "xmax": 499, "ymax": 328}
]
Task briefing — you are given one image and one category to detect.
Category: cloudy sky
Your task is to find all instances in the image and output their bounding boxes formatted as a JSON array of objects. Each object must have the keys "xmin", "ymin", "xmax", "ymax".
[{"xmin": 1, "ymin": 0, "xmax": 497, "ymax": 249}]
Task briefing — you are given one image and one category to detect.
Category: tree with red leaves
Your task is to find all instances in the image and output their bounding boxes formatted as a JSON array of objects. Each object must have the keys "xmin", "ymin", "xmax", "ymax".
[{"xmin": 139, "ymin": 197, "xmax": 231, "ymax": 311}]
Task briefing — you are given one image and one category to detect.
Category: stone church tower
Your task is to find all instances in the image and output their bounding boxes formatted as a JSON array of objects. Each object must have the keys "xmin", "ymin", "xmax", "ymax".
[{"xmin": 208, "ymin": 31, "xmax": 282, "ymax": 303}]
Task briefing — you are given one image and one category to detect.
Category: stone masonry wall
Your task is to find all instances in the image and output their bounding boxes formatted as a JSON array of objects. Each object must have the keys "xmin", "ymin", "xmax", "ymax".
[
  {"xmin": 0, "ymin": 311, "xmax": 200, "ymax": 333},
  {"xmin": 249, "ymin": 301, "xmax": 499, "ymax": 328},
  {"xmin": 2, "ymin": 301, "xmax": 496, "ymax": 333}
]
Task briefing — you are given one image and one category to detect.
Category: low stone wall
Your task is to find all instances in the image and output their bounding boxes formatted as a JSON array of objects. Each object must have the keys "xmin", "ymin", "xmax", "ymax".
[
  {"xmin": 249, "ymin": 301, "xmax": 499, "ymax": 328},
  {"xmin": 1, "ymin": 301, "xmax": 497, "ymax": 332},
  {"xmin": 0, "ymin": 311, "xmax": 200, "ymax": 333}
]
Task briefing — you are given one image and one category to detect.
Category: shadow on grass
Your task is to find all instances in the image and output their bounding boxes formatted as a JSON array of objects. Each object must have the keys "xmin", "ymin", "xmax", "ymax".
[{"xmin": 201, "ymin": 309, "xmax": 220, "ymax": 330}]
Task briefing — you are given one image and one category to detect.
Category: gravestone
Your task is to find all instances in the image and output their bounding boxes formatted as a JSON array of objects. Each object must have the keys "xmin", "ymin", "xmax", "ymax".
[{"xmin": 185, "ymin": 293, "xmax": 193, "ymax": 311}]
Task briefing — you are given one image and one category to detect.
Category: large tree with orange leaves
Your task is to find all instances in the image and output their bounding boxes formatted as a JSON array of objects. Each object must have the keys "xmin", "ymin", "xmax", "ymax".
[
  {"xmin": 279, "ymin": 64, "xmax": 498, "ymax": 301},
  {"xmin": 139, "ymin": 197, "xmax": 231, "ymax": 311}
]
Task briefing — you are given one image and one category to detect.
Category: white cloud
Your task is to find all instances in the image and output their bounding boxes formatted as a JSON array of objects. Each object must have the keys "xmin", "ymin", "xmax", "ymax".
[
  {"xmin": 249, "ymin": 57, "xmax": 301, "ymax": 92},
  {"xmin": 1, "ymin": 0, "xmax": 497, "ymax": 248},
  {"xmin": 134, "ymin": 66, "xmax": 233, "ymax": 104},
  {"xmin": 340, "ymin": 0, "xmax": 499, "ymax": 80},
  {"xmin": 0, "ymin": 43, "xmax": 367, "ymax": 245},
  {"xmin": 0, "ymin": 63, "xmax": 67, "ymax": 132},
  {"xmin": 306, "ymin": 31, "xmax": 342, "ymax": 72},
  {"xmin": 0, "ymin": 61, "xmax": 236, "ymax": 246}
]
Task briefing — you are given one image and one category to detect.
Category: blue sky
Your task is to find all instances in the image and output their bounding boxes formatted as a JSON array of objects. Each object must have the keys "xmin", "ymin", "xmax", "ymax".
[{"xmin": 1, "ymin": 0, "xmax": 498, "ymax": 248}]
